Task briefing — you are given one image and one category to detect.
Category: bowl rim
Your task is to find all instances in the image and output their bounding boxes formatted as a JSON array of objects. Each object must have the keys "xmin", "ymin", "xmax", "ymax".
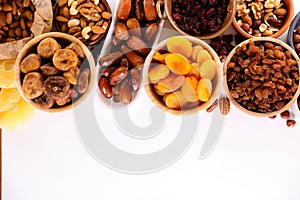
[
  {"xmin": 53, "ymin": 0, "xmax": 112, "ymax": 46},
  {"xmin": 143, "ymin": 35, "xmax": 223, "ymax": 115},
  {"xmin": 232, "ymin": 0, "xmax": 294, "ymax": 39},
  {"xmin": 223, "ymin": 37, "xmax": 300, "ymax": 117},
  {"xmin": 164, "ymin": 0, "xmax": 236, "ymax": 40},
  {"xmin": 14, "ymin": 32, "xmax": 96, "ymax": 113},
  {"xmin": 287, "ymin": 11, "xmax": 300, "ymax": 50}
]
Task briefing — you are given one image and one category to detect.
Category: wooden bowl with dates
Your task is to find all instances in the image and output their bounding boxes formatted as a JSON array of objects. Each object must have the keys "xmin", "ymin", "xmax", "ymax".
[
  {"xmin": 54, "ymin": 0, "xmax": 112, "ymax": 45},
  {"xmin": 15, "ymin": 32, "xmax": 95, "ymax": 112},
  {"xmin": 224, "ymin": 37, "xmax": 300, "ymax": 117},
  {"xmin": 232, "ymin": 0, "xmax": 294, "ymax": 38},
  {"xmin": 143, "ymin": 36, "xmax": 222, "ymax": 115}
]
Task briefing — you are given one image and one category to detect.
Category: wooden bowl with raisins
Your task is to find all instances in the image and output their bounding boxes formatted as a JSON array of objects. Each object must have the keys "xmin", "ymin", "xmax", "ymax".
[
  {"xmin": 224, "ymin": 37, "xmax": 300, "ymax": 117},
  {"xmin": 143, "ymin": 36, "xmax": 222, "ymax": 115},
  {"xmin": 162, "ymin": 0, "xmax": 236, "ymax": 40},
  {"xmin": 232, "ymin": 0, "xmax": 294, "ymax": 38},
  {"xmin": 15, "ymin": 32, "xmax": 95, "ymax": 112}
]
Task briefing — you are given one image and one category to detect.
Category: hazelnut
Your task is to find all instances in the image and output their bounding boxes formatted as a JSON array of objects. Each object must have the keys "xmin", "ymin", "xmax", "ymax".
[
  {"xmin": 253, "ymin": 19, "xmax": 263, "ymax": 29},
  {"xmin": 241, "ymin": 23, "xmax": 251, "ymax": 33},
  {"xmin": 294, "ymin": 34, "xmax": 300, "ymax": 43}
]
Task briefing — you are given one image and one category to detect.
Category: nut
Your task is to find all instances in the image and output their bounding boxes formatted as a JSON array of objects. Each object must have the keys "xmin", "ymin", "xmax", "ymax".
[
  {"xmin": 70, "ymin": 1, "xmax": 78, "ymax": 15},
  {"xmin": 67, "ymin": 19, "xmax": 80, "ymax": 28},
  {"xmin": 259, "ymin": 23, "xmax": 268, "ymax": 32},
  {"xmin": 251, "ymin": 2, "xmax": 263, "ymax": 20},
  {"xmin": 81, "ymin": 26, "xmax": 91, "ymax": 39},
  {"xmin": 68, "ymin": 0, "xmax": 75, "ymax": 7}
]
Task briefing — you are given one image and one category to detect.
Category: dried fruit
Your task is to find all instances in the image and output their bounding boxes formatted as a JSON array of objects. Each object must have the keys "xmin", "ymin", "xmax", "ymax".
[
  {"xmin": 98, "ymin": 77, "xmax": 113, "ymax": 98},
  {"xmin": 43, "ymin": 76, "xmax": 70, "ymax": 101},
  {"xmin": 164, "ymin": 91, "xmax": 189, "ymax": 110},
  {"xmin": 0, "ymin": 59, "xmax": 16, "ymax": 88},
  {"xmin": 197, "ymin": 78, "xmax": 212, "ymax": 102},
  {"xmin": 53, "ymin": 49, "xmax": 78, "ymax": 71},
  {"xmin": 37, "ymin": 38, "xmax": 62, "ymax": 59},
  {"xmin": 148, "ymin": 64, "xmax": 170, "ymax": 83},
  {"xmin": 20, "ymin": 54, "xmax": 41, "ymax": 74},
  {"xmin": 22, "ymin": 72, "xmax": 44, "ymax": 99},
  {"xmin": 196, "ymin": 50, "xmax": 212, "ymax": 65},
  {"xmin": 34, "ymin": 93, "xmax": 55, "ymax": 109},
  {"xmin": 76, "ymin": 68, "xmax": 90, "ymax": 94},
  {"xmin": 0, "ymin": 88, "xmax": 21, "ymax": 112},
  {"xmin": 167, "ymin": 36, "xmax": 192, "ymax": 58},
  {"xmin": 165, "ymin": 53, "xmax": 191, "ymax": 75},
  {"xmin": 199, "ymin": 59, "xmax": 216, "ymax": 80},
  {"xmin": 181, "ymin": 76, "xmax": 198, "ymax": 102},
  {"xmin": 117, "ymin": 0, "xmax": 131, "ymax": 20},
  {"xmin": 156, "ymin": 74, "xmax": 185, "ymax": 93}
]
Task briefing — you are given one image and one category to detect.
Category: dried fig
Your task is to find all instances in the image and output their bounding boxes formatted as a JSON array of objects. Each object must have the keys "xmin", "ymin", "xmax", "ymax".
[
  {"xmin": 63, "ymin": 67, "xmax": 80, "ymax": 85},
  {"xmin": 53, "ymin": 49, "xmax": 79, "ymax": 71},
  {"xmin": 37, "ymin": 38, "xmax": 62, "ymax": 59},
  {"xmin": 34, "ymin": 93, "xmax": 55, "ymax": 109},
  {"xmin": 43, "ymin": 76, "xmax": 70, "ymax": 101},
  {"xmin": 22, "ymin": 72, "xmax": 44, "ymax": 99},
  {"xmin": 40, "ymin": 63, "xmax": 60, "ymax": 76},
  {"xmin": 65, "ymin": 42, "xmax": 85, "ymax": 60},
  {"xmin": 55, "ymin": 88, "xmax": 73, "ymax": 106},
  {"xmin": 20, "ymin": 53, "xmax": 41, "ymax": 74}
]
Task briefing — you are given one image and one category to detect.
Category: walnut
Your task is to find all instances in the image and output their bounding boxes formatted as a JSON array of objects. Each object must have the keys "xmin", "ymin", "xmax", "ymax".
[
  {"xmin": 237, "ymin": 3, "xmax": 250, "ymax": 17},
  {"xmin": 265, "ymin": 0, "xmax": 282, "ymax": 9},
  {"xmin": 251, "ymin": 2, "xmax": 263, "ymax": 20},
  {"xmin": 77, "ymin": 2, "xmax": 101, "ymax": 21}
]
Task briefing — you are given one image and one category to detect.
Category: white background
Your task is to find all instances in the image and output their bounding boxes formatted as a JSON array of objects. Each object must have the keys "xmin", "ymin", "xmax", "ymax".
[{"xmin": 4, "ymin": 1, "xmax": 300, "ymax": 200}]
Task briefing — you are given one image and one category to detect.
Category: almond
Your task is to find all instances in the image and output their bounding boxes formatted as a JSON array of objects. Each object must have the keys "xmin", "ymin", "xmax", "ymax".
[
  {"xmin": 56, "ymin": 16, "xmax": 69, "ymax": 23},
  {"xmin": 2, "ymin": 4, "xmax": 12, "ymax": 11},
  {"xmin": 91, "ymin": 26, "xmax": 105, "ymax": 34}
]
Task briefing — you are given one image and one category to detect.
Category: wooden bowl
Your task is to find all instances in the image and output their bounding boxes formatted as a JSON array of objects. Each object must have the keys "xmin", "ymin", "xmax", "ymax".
[
  {"xmin": 164, "ymin": 0, "xmax": 236, "ymax": 40},
  {"xmin": 232, "ymin": 0, "xmax": 294, "ymax": 39},
  {"xmin": 143, "ymin": 36, "xmax": 222, "ymax": 115},
  {"xmin": 15, "ymin": 32, "xmax": 96, "ymax": 113},
  {"xmin": 54, "ymin": 0, "xmax": 111, "ymax": 46},
  {"xmin": 223, "ymin": 37, "xmax": 300, "ymax": 117}
]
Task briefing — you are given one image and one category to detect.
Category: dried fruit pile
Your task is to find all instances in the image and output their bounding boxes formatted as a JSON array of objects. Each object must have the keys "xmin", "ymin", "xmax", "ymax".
[
  {"xmin": 226, "ymin": 40, "xmax": 299, "ymax": 114},
  {"xmin": 0, "ymin": 0, "xmax": 35, "ymax": 43},
  {"xmin": 19, "ymin": 37, "xmax": 90, "ymax": 109},
  {"xmin": 98, "ymin": 0, "xmax": 159, "ymax": 104},
  {"xmin": 171, "ymin": 0, "xmax": 229, "ymax": 35},
  {"xmin": 148, "ymin": 36, "xmax": 218, "ymax": 111},
  {"xmin": 0, "ymin": 59, "xmax": 34, "ymax": 129}
]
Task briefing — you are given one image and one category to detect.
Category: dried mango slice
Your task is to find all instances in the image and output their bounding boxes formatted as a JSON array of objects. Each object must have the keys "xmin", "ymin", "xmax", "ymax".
[
  {"xmin": 0, "ymin": 59, "xmax": 16, "ymax": 88},
  {"xmin": 167, "ymin": 36, "xmax": 193, "ymax": 58},
  {"xmin": 0, "ymin": 88, "xmax": 21, "ymax": 112},
  {"xmin": 165, "ymin": 53, "xmax": 191, "ymax": 75},
  {"xmin": 0, "ymin": 98, "xmax": 34, "ymax": 129}
]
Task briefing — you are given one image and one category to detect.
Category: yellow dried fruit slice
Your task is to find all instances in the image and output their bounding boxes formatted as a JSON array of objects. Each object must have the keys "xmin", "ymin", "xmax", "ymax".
[
  {"xmin": 199, "ymin": 59, "xmax": 216, "ymax": 80},
  {"xmin": 167, "ymin": 36, "xmax": 193, "ymax": 58},
  {"xmin": 197, "ymin": 78, "xmax": 212, "ymax": 102},
  {"xmin": 0, "ymin": 88, "xmax": 21, "ymax": 112},
  {"xmin": 0, "ymin": 59, "xmax": 16, "ymax": 88},
  {"xmin": 148, "ymin": 64, "xmax": 170, "ymax": 83},
  {"xmin": 164, "ymin": 91, "xmax": 189, "ymax": 110},
  {"xmin": 182, "ymin": 76, "xmax": 199, "ymax": 102},
  {"xmin": 0, "ymin": 98, "xmax": 34, "ymax": 129},
  {"xmin": 197, "ymin": 49, "xmax": 212, "ymax": 65},
  {"xmin": 165, "ymin": 53, "xmax": 191, "ymax": 75}
]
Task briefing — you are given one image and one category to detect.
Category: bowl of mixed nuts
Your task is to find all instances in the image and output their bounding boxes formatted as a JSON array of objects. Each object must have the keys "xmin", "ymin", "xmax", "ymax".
[
  {"xmin": 54, "ymin": 0, "xmax": 112, "ymax": 45},
  {"xmin": 232, "ymin": 0, "xmax": 294, "ymax": 38},
  {"xmin": 224, "ymin": 37, "xmax": 300, "ymax": 117},
  {"xmin": 143, "ymin": 36, "xmax": 222, "ymax": 115},
  {"xmin": 15, "ymin": 32, "xmax": 95, "ymax": 112},
  {"xmin": 163, "ymin": 0, "xmax": 236, "ymax": 39}
]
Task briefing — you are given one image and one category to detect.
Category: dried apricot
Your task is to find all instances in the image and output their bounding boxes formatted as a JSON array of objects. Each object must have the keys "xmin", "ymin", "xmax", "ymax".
[
  {"xmin": 164, "ymin": 91, "xmax": 189, "ymax": 109},
  {"xmin": 165, "ymin": 53, "xmax": 191, "ymax": 75},
  {"xmin": 153, "ymin": 52, "xmax": 169, "ymax": 63},
  {"xmin": 197, "ymin": 78, "xmax": 212, "ymax": 102},
  {"xmin": 148, "ymin": 64, "xmax": 170, "ymax": 83},
  {"xmin": 166, "ymin": 36, "xmax": 193, "ymax": 58},
  {"xmin": 191, "ymin": 45, "xmax": 204, "ymax": 62},
  {"xmin": 156, "ymin": 74, "xmax": 185, "ymax": 93},
  {"xmin": 197, "ymin": 49, "xmax": 212, "ymax": 65},
  {"xmin": 199, "ymin": 59, "xmax": 216, "ymax": 80},
  {"xmin": 187, "ymin": 63, "xmax": 200, "ymax": 79},
  {"xmin": 182, "ymin": 76, "xmax": 198, "ymax": 102}
]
